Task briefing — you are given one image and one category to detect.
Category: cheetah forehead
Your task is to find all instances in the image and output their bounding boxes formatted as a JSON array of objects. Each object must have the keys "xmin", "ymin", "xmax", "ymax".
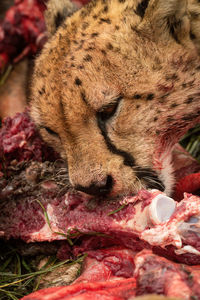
[{"xmin": 32, "ymin": 0, "xmax": 200, "ymax": 112}]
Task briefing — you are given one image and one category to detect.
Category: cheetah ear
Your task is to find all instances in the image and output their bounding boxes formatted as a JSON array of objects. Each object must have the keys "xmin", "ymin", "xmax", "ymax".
[
  {"xmin": 45, "ymin": 0, "xmax": 78, "ymax": 36},
  {"xmin": 137, "ymin": 0, "xmax": 191, "ymax": 46}
]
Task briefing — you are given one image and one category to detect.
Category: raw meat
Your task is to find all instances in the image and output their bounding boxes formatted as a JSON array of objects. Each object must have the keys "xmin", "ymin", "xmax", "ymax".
[
  {"xmin": 1, "ymin": 112, "xmax": 200, "ymax": 264},
  {"xmin": 172, "ymin": 144, "xmax": 200, "ymax": 200},
  {"xmin": 21, "ymin": 248, "xmax": 200, "ymax": 299},
  {"xmin": 133, "ymin": 250, "xmax": 200, "ymax": 298},
  {"xmin": 174, "ymin": 172, "xmax": 200, "ymax": 201},
  {"xmin": 0, "ymin": 0, "xmax": 89, "ymax": 72},
  {"xmin": 1, "ymin": 158, "xmax": 200, "ymax": 265},
  {"xmin": 0, "ymin": 110, "xmax": 59, "ymax": 172},
  {"xmin": 22, "ymin": 278, "xmax": 137, "ymax": 300},
  {"xmin": 0, "ymin": 0, "xmax": 47, "ymax": 71},
  {"xmin": 172, "ymin": 144, "xmax": 200, "ymax": 182},
  {"xmin": 1, "ymin": 112, "xmax": 200, "ymax": 299}
]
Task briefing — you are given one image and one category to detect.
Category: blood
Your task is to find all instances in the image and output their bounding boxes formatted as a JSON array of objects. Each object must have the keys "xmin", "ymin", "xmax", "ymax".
[
  {"xmin": 21, "ymin": 249, "xmax": 200, "ymax": 300},
  {"xmin": 138, "ymin": 190, "xmax": 153, "ymax": 211},
  {"xmin": 174, "ymin": 172, "xmax": 200, "ymax": 201},
  {"xmin": 0, "ymin": 0, "xmax": 47, "ymax": 71},
  {"xmin": 0, "ymin": 196, "xmax": 45, "ymax": 240},
  {"xmin": 1, "ymin": 113, "xmax": 200, "ymax": 298},
  {"xmin": 86, "ymin": 248, "xmax": 135, "ymax": 278},
  {"xmin": 0, "ymin": 111, "xmax": 59, "ymax": 172}
]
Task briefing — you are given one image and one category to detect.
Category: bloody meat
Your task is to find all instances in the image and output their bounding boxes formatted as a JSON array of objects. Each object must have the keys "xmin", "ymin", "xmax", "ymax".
[
  {"xmin": 0, "ymin": 110, "xmax": 59, "ymax": 172},
  {"xmin": 21, "ymin": 248, "xmax": 200, "ymax": 299},
  {"xmin": 0, "ymin": 0, "xmax": 47, "ymax": 71},
  {"xmin": 1, "ymin": 112, "xmax": 200, "ymax": 299},
  {"xmin": 1, "ymin": 156, "xmax": 200, "ymax": 265}
]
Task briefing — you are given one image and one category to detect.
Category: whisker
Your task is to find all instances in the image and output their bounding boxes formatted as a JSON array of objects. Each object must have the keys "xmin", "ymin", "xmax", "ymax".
[{"xmin": 143, "ymin": 176, "xmax": 165, "ymax": 190}]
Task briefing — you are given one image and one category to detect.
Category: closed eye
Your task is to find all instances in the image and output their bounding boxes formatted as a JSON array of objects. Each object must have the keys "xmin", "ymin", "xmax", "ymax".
[
  {"xmin": 41, "ymin": 126, "xmax": 59, "ymax": 137},
  {"xmin": 97, "ymin": 96, "xmax": 122, "ymax": 121}
]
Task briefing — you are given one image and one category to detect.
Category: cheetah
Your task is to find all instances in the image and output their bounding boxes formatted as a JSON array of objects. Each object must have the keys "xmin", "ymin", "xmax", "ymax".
[{"xmin": 31, "ymin": 0, "xmax": 200, "ymax": 199}]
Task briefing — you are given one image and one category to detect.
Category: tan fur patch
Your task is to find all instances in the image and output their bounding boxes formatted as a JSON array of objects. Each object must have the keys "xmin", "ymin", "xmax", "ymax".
[{"xmin": 31, "ymin": 0, "xmax": 200, "ymax": 197}]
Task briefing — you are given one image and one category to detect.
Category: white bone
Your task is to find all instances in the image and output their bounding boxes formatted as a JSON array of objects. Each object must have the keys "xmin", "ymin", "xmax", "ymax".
[{"xmin": 149, "ymin": 194, "xmax": 176, "ymax": 224}]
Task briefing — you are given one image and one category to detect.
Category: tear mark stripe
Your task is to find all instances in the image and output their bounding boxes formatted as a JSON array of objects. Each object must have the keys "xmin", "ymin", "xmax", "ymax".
[
  {"xmin": 97, "ymin": 115, "xmax": 136, "ymax": 167},
  {"xmin": 96, "ymin": 115, "xmax": 165, "ymax": 191}
]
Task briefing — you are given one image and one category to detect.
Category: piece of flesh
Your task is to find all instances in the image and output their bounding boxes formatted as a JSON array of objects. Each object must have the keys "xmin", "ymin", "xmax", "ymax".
[
  {"xmin": 21, "ymin": 248, "xmax": 200, "ymax": 299},
  {"xmin": 1, "ymin": 112, "xmax": 200, "ymax": 299},
  {"xmin": 1, "ymin": 159, "xmax": 200, "ymax": 265}
]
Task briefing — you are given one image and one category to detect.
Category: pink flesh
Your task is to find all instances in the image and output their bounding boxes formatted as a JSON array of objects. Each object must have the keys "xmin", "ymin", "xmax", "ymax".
[
  {"xmin": 1, "ymin": 188, "xmax": 200, "ymax": 265},
  {"xmin": 21, "ymin": 248, "xmax": 200, "ymax": 300},
  {"xmin": 21, "ymin": 279, "xmax": 136, "ymax": 300},
  {"xmin": 1, "ymin": 112, "xmax": 200, "ymax": 299}
]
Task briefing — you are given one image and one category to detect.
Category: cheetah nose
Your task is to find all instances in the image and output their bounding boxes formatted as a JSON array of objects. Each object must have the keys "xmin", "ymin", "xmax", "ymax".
[{"xmin": 75, "ymin": 175, "xmax": 113, "ymax": 197}]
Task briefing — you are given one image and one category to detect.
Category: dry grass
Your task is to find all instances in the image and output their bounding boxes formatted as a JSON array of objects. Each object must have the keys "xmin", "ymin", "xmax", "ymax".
[{"xmin": 0, "ymin": 241, "xmax": 84, "ymax": 299}]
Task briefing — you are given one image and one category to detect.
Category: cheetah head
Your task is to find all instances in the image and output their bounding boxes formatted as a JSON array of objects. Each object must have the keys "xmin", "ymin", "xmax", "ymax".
[{"xmin": 31, "ymin": 0, "xmax": 200, "ymax": 198}]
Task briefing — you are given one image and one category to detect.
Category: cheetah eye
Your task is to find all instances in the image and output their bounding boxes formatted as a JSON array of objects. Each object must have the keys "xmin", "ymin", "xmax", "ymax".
[
  {"xmin": 98, "ymin": 96, "xmax": 122, "ymax": 121},
  {"xmin": 43, "ymin": 126, "xmax": 59, "ymax": 137}
]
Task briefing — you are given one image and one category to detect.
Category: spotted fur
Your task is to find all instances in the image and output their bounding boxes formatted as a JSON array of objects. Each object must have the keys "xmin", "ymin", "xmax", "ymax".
[{"xmin": 31, "ymin": 0, "xmax": 200, "ymax": 197}]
